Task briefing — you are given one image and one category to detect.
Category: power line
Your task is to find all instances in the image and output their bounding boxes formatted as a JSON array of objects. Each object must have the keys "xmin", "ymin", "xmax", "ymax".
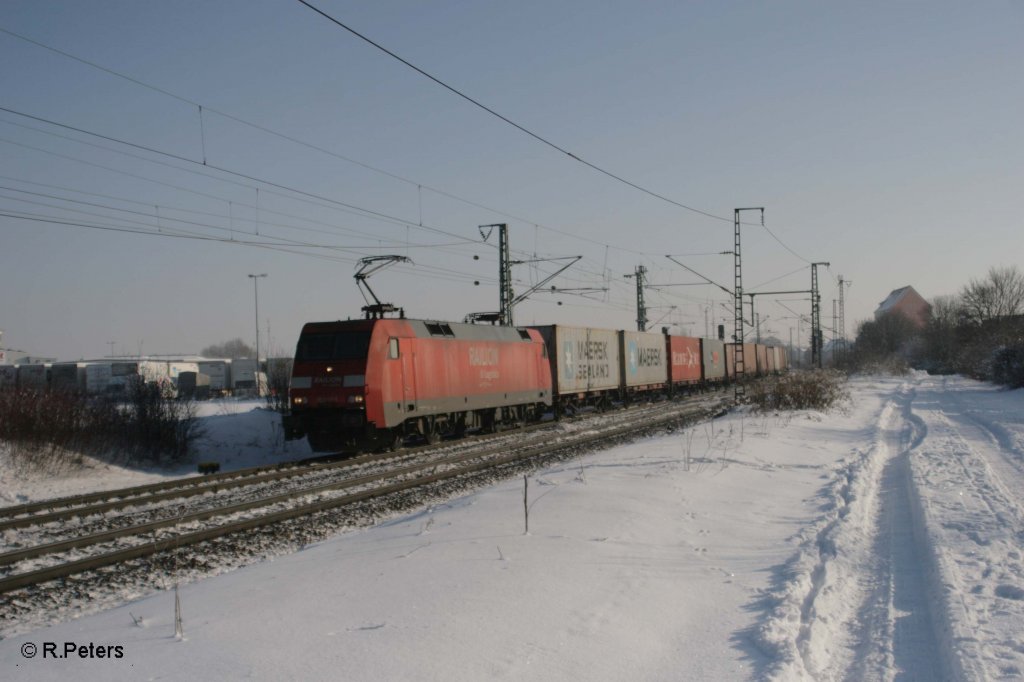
[
  {"xmin": 3, "ymin": 23, "xmax": 817, "ymax": 270},
  {"xmin": 0, "ymin": 116, "xmax": 659, "ymax": 304},
  {"xmin": 0, "ymin": 25, "xmax": 651, "ymax": 257},
  {"xmin": 295, "ymin": 2, "xmax": 822, "ymax": 265},
  {"xmin": 295, "ymin": 0, "xmax": 728, "ymax": 223},
  {"xmin": 0, "ymin": 109, "xmax": 484, "ymax": 247},
  {"xmin": 0, "ymin": 174, "xmax": 473, "ymax": 252}
]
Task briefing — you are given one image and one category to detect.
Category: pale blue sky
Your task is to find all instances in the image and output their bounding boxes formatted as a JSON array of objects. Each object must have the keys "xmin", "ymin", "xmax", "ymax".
[{"xmin": 1, "ymin": 1, "xmax": 1021, "ymax": 359}]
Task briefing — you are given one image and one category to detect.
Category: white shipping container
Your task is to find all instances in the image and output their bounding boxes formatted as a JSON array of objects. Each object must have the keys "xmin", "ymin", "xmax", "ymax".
[
  {"xmin": 137, "ymin": 361, "xmax": 172, "ymax": 384},
  {"xmin": 167, "ymin": 362, "xmax": 199, "ymax": 383},
  {"xmin": 197, "ymin": 361, "xmax": 229, "ymax": 391},
  {"xmin": 230, "ymin": 359, "xmax": 257, "ymax": 390},
  {"xmin": 534, "ymin": 325, "xmax": 621, "ymax": 396},
  {"xmin": 619, "ymin": 331, "xmax": 669, "ymax": 388}
]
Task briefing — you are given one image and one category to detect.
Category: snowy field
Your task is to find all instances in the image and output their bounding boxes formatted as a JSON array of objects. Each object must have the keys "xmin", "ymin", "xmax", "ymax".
[
  {"xmin": 0, "ymin": 399, "xmax": 312, "ymax": 507},
  {"xmin": 2, "ymin": 374, "xmax": 1023, "ymax": 680}
]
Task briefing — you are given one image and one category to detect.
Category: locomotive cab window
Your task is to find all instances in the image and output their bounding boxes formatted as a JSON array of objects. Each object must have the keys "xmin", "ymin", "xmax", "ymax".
[
  {"xmin": 389, "ymin": 338, "xmax": 399, "ymax": 359},
  {"xmin": 296, "ymin": 331, "xmax": 371, "ymax": 361}
]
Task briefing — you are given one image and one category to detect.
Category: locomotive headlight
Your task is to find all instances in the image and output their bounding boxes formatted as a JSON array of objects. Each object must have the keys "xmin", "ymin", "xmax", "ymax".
[
  {"xmin": 347, "ymin": 395, "xmax": 364, "ymax": 404},
  {"xmin": 293, "ymin": 397, "xmax": 306, "ymax": 405},
  {"xmin": 326, "ymin": 366, "xmax": 333, "ymax": 373}
]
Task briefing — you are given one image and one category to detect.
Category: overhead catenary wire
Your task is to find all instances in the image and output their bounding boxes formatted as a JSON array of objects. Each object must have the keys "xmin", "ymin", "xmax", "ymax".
[
  {"xmin": 0, "ymin": 116, "xmax": 648, "ymax": 308},
  {"xmin": 0, "ymin": 26, "xmax": 647, "ymax": 258},
  {"xmin": 293, "ymin": 1, "xmax": 814, "ymax": 264},
  {"xmin": 0, "ymin": 112, "xmax": 485, "ymax": 248},
  {"xmin": 0, "ymin": 209, "xmax": 501, "ymax": 289},
  {"xmin": 0, "ymin": 43, "xmax": 822, "ymax": 328},
  {"xmin": 0, "ymin": 176, "xmax": 473, "ymax": 253},
  {"xmin": 2, "ymin": 23, "xmax": 816, "ymax": 272},
  {"xmin": 295, "ymin": 0, "xmax": 726, "ymax": 224}
]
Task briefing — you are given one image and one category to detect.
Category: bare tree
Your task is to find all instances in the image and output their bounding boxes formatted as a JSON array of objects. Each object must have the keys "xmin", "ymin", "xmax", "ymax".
[
  {"xmin": 960, "ymin": 266, "xmax": 1024, "ymax": 326},
  {"xmin": 919, "ymin": 294, "xmax": 964, "ymax": 374},
  {"xmin": 200, "ymin": 338, "xmax": 255, "ymax": 358},
  {"xmin": 854, "ymin": 313, "xmax": 918, "ymax": 359}
]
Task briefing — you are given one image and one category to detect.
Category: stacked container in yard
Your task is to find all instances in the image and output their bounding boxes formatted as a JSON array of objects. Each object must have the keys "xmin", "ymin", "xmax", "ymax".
[
  {"xmin": 230, "ymin": 358, "xmax": 265, "ymax": 394},
  {"xmin": 197, "ymin": 360, "xmax": 229, "ymax": 394},
  {"xmin": 86, "ymin": 363, "xmax": 112, "ymax": 394},
  {"xmin": 177, "ymin": 371, "xmax": 211, "ymax": 400},
  {"xmin": 16, "ymin": 364, "xmax": 48, "ymax": 390},
  {"xmin": 50, "ymin": 363, "xmax": 87, "ymax": 392}
]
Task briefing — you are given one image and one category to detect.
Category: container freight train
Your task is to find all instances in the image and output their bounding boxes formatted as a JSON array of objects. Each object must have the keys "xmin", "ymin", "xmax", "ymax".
[{"xmin": 283, "ymin": 318, "xmax": 786, "ymax": 453}]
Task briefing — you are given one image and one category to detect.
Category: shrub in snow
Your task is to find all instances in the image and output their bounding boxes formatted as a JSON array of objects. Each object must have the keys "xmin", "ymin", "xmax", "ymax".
[
  {"xmin": 989, "ymin": 344, "xmax": 1024, "ymax": 388},
  {"xmin": 748, "ymin": 369, "xmax": 850, "ymax": 412},
  {"xmin": 0, "ymin": 381, "xmax": 203, "ymax": 470}
]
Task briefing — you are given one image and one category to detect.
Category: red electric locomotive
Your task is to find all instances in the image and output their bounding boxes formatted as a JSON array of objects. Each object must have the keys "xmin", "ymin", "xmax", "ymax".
[{"xmin": 283, "ymin": 318, "xmax": 552, "ymax": 453}]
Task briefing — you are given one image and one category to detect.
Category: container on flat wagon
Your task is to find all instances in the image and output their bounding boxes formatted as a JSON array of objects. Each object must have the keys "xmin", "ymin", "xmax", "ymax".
[
  {"xmin": 532, "ymin": 325, "xmax": 621, "ymax": 396},
  {"xmin": 17, "ymin": 364, "xmax": 48, "ymax": 389},
  {"xmin": 667, "ymin": 335, "xmax": 702, "ymax": 386},
  {"xmin": 620, "ymin": 330, "xmax": 668, "ymax": 388},
  {"xmin": 756, "ymin": 344, "xmax": 769, "ymax": 376},
  {"xmin": 50, "ymin": 362, "xmax": 86, "ymax": 392},
  {"xmin": 700, "ymin": 338, "xmax": 726, "ymax": 381},
  {"xmin": 743, "ymin": 343, "xmax": 757, "ymax": 376},
  {"xmin": 725, "ymin": 343, "xmax": 757, "ymax": 378}
]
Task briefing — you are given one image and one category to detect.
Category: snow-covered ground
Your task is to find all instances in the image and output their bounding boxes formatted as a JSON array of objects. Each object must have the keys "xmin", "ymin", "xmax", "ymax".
[
  {"xmin": 0, "ymin": 399, "xmax": 311, "ymax": 506},
  {"xmin": 2, "ymin": 374, "xmax": 1023, "ymax": 680}
]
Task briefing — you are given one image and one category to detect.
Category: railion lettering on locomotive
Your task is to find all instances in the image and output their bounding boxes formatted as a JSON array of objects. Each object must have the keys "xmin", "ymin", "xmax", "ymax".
[{"xmin": 468, "ymin": 346, "xmax": 499, "ymax": 366}]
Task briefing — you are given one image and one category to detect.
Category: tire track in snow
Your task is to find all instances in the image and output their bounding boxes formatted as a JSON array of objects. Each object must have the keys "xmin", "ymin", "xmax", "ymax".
[
  {"xmin": 755, "ymin": 379, "xmax": 949, "ymax": 681},
  {"xmin": 837, "ymin": 384, "xmax": 944, "ymax": 682},
  {"xmin": 855, "ymin": 402, "xmax": 941, "ymax": 681},
  {"xmin": 907, "ymin": 376, "xmax": 1024, "ymax": 679}
]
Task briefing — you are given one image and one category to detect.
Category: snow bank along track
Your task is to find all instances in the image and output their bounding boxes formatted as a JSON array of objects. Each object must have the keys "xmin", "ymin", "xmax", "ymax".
[{"xmin": 0, "ymin": 395, "xmax": 725, "ymax": 599}]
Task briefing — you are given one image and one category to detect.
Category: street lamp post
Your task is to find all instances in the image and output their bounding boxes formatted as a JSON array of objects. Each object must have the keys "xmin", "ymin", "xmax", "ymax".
[{"xmin": 248, "ymin": 273, "xmax": 267, "ymax": 396}]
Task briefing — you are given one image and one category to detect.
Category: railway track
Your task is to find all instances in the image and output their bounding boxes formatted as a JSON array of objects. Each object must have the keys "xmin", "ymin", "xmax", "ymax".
[
  {"xmin": 0, "ymin": 394, "xmax": 726, "ymax": 598},
  {"xmin": 0, "ymin": 396, "xmax": 669, "ymax": 530}
]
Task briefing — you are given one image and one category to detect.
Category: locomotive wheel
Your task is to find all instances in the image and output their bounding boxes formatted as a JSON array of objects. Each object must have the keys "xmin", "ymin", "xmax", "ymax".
[{"xmin": 388, "ymin": 430, "xmax": 405, "ymax": 452}]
